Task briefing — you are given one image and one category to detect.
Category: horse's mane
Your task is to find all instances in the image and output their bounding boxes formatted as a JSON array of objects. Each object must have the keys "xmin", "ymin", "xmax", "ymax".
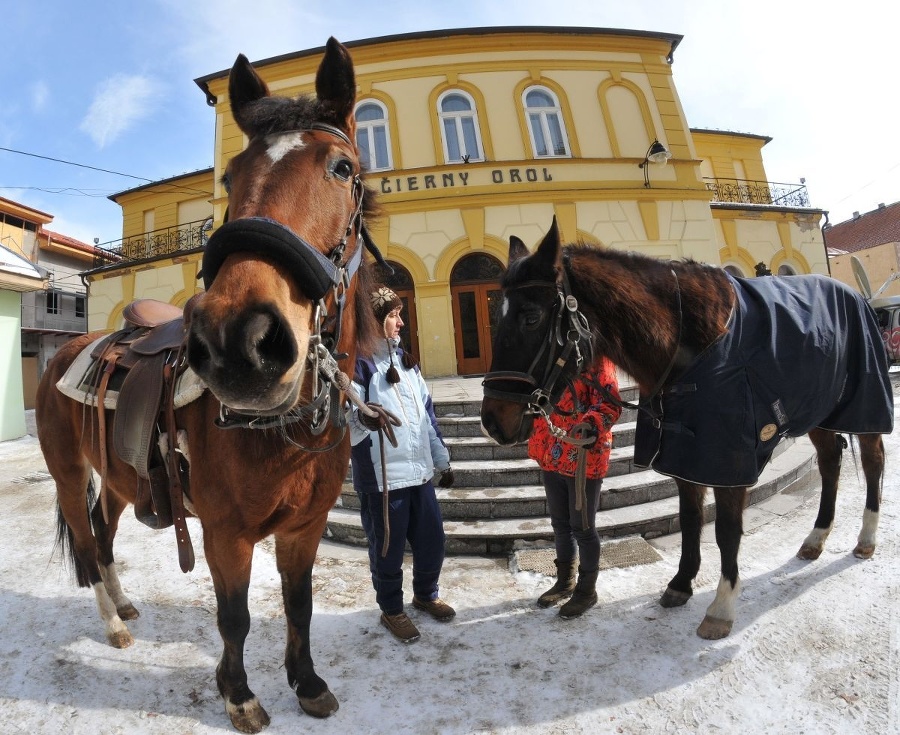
[{"xmin": 561, "ymin": 243, "xmax": 735, "ymax": 388}]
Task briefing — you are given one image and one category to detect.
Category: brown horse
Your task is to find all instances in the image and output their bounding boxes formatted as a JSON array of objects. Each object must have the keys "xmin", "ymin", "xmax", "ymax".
[
  {"xmin": 35, "ymin": 38, "xmax": 380, "ymax": 733},
  {"xmin": 481, "ymin": 218, "xmax": 893, "ymax": 640}
]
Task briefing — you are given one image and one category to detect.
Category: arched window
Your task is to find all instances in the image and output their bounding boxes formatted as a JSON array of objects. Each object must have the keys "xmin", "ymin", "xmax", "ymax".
[
  {"xmin": 523, "ymin": 86, "xmax": 571, "ymax": 158},
  {"xmin": 723, "ymin": 264, "xmax": 744, "ymax": 278},
  {"xmin": 438, "ymin": 91, "xmax": 483, "ymax": 163},
  {"xmin": 777, "ymin": 264, "xmax": 797, "ymax": 276},
  {"xmin": 354, "ymin": 100, "xmax": 392, "ymax": 172}
]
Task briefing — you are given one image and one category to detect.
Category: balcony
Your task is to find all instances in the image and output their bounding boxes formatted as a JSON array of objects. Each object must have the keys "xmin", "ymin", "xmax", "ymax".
[
  {"xmin": 704, "ymin": 178, "xmax": 810, "ymax": 208},
  {"xmin": 92, "ymin": 218, "xmax": 212, "ymax": 270}
]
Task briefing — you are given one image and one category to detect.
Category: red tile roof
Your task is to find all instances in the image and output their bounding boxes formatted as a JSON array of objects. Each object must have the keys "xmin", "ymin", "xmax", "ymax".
[{"xmin": 823, "ymin": 200, "xmax": 900, "ymax": 253}]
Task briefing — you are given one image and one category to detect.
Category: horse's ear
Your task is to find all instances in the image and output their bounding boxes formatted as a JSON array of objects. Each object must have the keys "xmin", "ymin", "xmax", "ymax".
[
  {"xmin": 509, "ymin": 236, "xmax": 530, "ymax": 266},
  {"xmin": 534, "ymin": 216, "xmax": 563, "ymax": 269},
  {"xmin": 316, "ymin": 37, "xmax": 356, "ymax": 129},
  {"xmin": 229, "ymin": 54, "xmax": 269, "ymax": 134}
]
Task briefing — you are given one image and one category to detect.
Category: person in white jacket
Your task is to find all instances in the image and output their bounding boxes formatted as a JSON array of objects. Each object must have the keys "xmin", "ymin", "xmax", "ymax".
[{"xmin": 348, "ymin": 285, "xmax": 455, "ymax": 643}]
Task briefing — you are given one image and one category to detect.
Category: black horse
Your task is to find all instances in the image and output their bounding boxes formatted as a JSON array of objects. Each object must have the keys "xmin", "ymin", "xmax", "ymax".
[{"xmin": 481, "ymin": 218, "xmax": 893, "ymax": 639}]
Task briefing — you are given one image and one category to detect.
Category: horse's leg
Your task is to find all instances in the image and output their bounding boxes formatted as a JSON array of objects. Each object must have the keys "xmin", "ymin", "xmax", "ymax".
[
  {"xmin": 853, "ymin": 433, "xmax": 885, "ymax": 559},
  {"xmin": 90, "ymin": 488, "xmax": 139, "ymax": 620},
  {"xmin": 53, "ymin": 462, "xmax": 135, "ymax": 649},
  {"xmin": 660, "ymin": 481, "xmax": 705, "ymax": 608},
  {"xmin": 274, "ymin": 531, "xmax": 339, "ymax": 719},
  {"xmin": 205, "ymin": 532, "xmax": 270, "ymax": 734},
  {"xmin": 696, "ymin": 486, "xmax": 747, "ymax": 640},
  {"xmin": 798, "ymin": 428, "xmax": 843, "ymax": 560}
]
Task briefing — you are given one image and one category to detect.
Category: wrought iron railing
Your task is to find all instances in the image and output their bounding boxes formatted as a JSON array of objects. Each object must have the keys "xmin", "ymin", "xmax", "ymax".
[
  {"xmin": 92, "ymin": 218, "xmax": 212, "ymax": 269},
  {"xmin": 704, "ymin": 178, "xmax": 810, "ymax": 208}
]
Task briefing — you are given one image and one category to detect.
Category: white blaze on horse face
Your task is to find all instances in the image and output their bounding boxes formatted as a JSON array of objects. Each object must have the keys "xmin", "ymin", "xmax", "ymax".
[
  {"xmin": 265, "ymin": 132, "xmax": 306, "ymax": 164},
  {"xmin": 501, "ymin": 296, "xmax": 509, "ymax": 317}
]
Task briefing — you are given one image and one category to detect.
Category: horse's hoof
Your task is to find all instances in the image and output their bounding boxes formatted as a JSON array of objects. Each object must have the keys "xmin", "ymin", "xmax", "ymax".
[
  {"xmin": 299, "ymin": 689, "xmax": 339, "ymax": 718},
  {"xmin": 697, "ymin": 615, "xmax": 732, "ymax": 640},
  {"xmin": 797, "ymin": 545, "xmax": 823, "ymax": 561},
  {"xmin": 853, "ymin": 543, "xmax": 875, "ymax": 559},
  {"xmin": 117, "ymin": 603, "xmax": 140, "ymax": 621},
  {"xmin": 659, "ymin": 586, "xmax": 691, "ymax": 608},
  {"xmin": 226, "ymin": 696, "xmax": 270, "ymax": 734},
  {"xmin": 106, "ymin": 628, "xmax": 134, "ymax": 649}
]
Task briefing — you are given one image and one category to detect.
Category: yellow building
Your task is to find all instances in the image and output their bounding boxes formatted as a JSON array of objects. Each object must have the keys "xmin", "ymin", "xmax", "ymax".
[{"xmin": 87, "ymin": 26, "xmax": 827, "ymax": 377}]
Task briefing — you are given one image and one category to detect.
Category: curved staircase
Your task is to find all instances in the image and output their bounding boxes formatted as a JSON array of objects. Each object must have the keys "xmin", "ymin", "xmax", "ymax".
[{"xmin": 325, "ymin": 383, "xmax": 818, "ymax": 555}]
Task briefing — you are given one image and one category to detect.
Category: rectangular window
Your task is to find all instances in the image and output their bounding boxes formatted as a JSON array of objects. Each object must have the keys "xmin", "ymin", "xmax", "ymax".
[
  {"xmin": 46, "ymin": 291, "xmax": 60, "ymax": 315},
  {"xmin": 75, "ymin": 295, "xmax": 86, "ymax": 319}
]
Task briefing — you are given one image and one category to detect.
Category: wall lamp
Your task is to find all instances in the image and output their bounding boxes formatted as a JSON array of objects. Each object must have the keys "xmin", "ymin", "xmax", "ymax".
[{"xmin": 638, "ymin": 139, "xmax": 672, "ymax": 187}]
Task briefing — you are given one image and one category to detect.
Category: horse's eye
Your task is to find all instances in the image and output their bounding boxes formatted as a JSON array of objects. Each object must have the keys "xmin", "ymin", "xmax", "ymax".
[
  {"xmin": 331, "ymin": 158, "xmax": 354, "ymax": 182},
  {"xmin": 221, "ymin": 173, "xmax": 232, "ymax": 195},
  {"xmin": 523, "ymin": 311, "xmax": 542, "ymax": 330}
]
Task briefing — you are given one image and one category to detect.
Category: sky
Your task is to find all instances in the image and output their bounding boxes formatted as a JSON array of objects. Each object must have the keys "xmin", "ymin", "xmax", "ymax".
[
  {"xmin": 2, "ymin": 0, "xmax": 899, "ymax": 249},
  {"xmin": 2, "ymin": 379, "xmax": 898, "ymax": 733}
]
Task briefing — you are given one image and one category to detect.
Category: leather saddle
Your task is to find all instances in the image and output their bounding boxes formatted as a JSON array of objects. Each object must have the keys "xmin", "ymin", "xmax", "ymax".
[{"xmin": 90, "ymin": 297, "xmax": 197, "ymax": 572}]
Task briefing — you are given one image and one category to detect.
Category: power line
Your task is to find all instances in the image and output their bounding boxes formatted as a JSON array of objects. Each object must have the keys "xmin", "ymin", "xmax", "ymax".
[{"xmin": 0, "ymin": 145, "xmax": 213, "ymax": 197}]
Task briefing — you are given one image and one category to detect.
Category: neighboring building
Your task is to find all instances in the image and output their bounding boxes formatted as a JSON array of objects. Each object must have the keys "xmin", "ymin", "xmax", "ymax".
[
  {"xmin": 86, "ymin": 26, "xmax": 827, "ymax": 377},
  {"xmin": 0, "ymin": 197, "xmax": 50, "ymax": 439},
  {"xmin": 826, "ymin": 201, "xmax": 900, "ymax": 300}
]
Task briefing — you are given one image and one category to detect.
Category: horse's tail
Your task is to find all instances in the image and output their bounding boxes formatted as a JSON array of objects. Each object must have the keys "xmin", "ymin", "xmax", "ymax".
[{"xmin": 53, "ymin": 475, "xmax": 98, "ymax": 589}]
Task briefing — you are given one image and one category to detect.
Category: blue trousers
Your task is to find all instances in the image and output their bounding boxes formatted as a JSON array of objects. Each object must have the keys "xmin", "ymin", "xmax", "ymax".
[
  {"xmin": 542, "ymin": 470, "xmax": 603, "ymax": 573},
  {"xmin": 356, "ymin": 481, "xmax": 446, "ymax": 615}
]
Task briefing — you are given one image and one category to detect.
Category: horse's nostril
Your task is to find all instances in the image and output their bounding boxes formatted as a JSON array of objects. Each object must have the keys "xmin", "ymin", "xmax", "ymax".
[
  {"xmin": 240, "ymin": 310, "xmax": 297, "ymax": 373},
  {"xmin": 187, "ymin": 330, "xmax": 212, "ymax": 373}
]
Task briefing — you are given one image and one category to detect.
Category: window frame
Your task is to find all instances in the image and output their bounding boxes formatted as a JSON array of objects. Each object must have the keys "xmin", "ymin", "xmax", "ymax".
[
  {"xmin": 437, "ymin": 89, "xmax": 485, "ymax": 164},
  {"xmin": 354, "ymin": 99, "xmax": 393, "ymax": 172},
  {"xmin": 522, "ymin": 86, "xmax": 571, "ymax": 158}
]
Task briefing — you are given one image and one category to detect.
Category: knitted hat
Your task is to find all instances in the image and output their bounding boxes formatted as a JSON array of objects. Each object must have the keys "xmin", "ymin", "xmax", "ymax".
[
  {"xmin": 371, "ymin": 285, "xmax": 404, "ymax": 383},
  {"xmin": 371, "ymin": 285, "xmax": 403, "ymax": 327}
]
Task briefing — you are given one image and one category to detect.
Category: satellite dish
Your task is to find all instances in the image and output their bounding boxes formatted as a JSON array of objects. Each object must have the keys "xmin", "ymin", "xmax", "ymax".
[{"xmin": 851, "ymin": 255, "xmax": 873, "ymax": 298}]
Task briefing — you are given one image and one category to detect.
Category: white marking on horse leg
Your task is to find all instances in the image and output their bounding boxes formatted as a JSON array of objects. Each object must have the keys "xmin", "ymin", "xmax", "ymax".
[
  {"xmin": 697, "ymin": 575, "xmax": 740, "ymax": 639},
  {"xmin": 93, "ymin": 581, "xmax": 134, "ymax": 648},
  {"xmin": 798, "ymin": 524, "xmax": 832, "ymax": 560},
  {"xmin": 265, "ymin": 131, "xmax": 306, "ymax": 163},
  {"xmin": 98, "ymin": 563, "xmax": 134, "ymax": 613},
  {"xmin": 854, "ymin": 508, "xmax": 879, "ymax": 558}
]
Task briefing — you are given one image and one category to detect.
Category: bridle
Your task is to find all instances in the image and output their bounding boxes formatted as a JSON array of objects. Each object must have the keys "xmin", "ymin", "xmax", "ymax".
[
  {"xmin": 482, "ymin": 265, "xmax": 593, "ymax": 432},
  {"xmin": 199, "ymin": 122, "xmax": 389, "ymax": 435}
]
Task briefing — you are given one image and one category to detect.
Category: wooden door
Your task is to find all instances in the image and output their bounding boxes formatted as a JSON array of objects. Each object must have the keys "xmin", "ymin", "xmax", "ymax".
[{"xmin": 451, "ymin": 283, "xmax": 503, "ymax": 375}]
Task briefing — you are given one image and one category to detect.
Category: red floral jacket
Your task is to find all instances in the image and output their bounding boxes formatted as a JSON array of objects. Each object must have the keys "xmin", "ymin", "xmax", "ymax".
[{"xmin": 527, "ymin": 357, "xmax": 622, "ymax": 479}]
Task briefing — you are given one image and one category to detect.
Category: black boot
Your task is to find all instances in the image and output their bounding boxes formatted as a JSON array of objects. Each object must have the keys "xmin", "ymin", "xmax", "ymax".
[
  {"xmin": 559, "ymin": 568, "xmax": 599, "ymax": 619},
  {"xmin": 537, "ymin": 559, "xmax": 577, "ymax": 608}
]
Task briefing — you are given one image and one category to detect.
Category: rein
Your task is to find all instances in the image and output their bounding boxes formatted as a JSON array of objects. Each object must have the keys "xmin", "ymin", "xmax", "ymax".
[{"xmin": 201, "ymin": 123, "xmax": 389, "ymax": 435}]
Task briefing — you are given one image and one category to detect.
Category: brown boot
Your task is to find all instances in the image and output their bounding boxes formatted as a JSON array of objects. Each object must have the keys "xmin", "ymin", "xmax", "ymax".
[
  {"xmin": 412, "ymin": 596, "xmax": 456, "ymax": 621},
  {"xmin": 537, "ymin": 559, "xmax": 578, "ymax": 608},
  {"xmin": 380, "ymin": 611, "xmax": 420, "ymax": 643},
  {"xmin": 559, "ymin": 569, "xmax": 599, "ymax": 619}
]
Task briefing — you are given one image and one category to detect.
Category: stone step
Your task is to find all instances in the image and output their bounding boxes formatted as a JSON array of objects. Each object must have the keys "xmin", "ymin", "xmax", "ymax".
[
  {"xmin": 325, "ymin": 436, "xmax": 817, "ymax": 555},
  {"xmin": 439, "ymin": 416, "xmax": 638, "ymax": 446},
  {"xmin": 431, "ymin": 387, "xmax": 641, "ymax": 421}
]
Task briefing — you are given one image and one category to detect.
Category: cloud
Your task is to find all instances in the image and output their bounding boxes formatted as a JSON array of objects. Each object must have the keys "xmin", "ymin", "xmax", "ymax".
[
  {"xmin": 31, "ymin": 81, "xmax": 49, "ymax": 112},
  {"xmin": 80, "ymin": 74, "xmax": 164, "ymax": 148}
]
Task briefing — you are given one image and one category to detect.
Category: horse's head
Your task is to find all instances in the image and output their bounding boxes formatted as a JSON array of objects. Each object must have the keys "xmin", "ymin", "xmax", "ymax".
[
  {"xmin": 188, "ymin": 38, "xmax": 378, "ymax": 420},
  {"xmin": 481, "ymin": 218, "xmax": 593, "ymax": 445}
]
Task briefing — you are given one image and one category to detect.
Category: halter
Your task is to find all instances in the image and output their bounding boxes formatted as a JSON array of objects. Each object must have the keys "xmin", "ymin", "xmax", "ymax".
[
  {"xmin": 483, "ymin": 263, "xmax": 593, "ymax": 431},
  {"xmin": 200, "ymin": 123, "xmax": 389, "ymax": 434}
]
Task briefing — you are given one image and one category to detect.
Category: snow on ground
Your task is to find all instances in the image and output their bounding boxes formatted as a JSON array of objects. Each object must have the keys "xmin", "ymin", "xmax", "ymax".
[{"xmin": 1, "ymin": 379, "xmax": 898, "ymax": 734}]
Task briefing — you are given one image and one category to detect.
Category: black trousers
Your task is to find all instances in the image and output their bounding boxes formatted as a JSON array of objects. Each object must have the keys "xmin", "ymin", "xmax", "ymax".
[{"xmin": 542, "ymin": 470, "xmax": 603, "ymax": 573}]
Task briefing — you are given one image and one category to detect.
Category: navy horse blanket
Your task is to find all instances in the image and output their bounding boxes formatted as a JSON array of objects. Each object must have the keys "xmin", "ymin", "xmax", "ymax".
[{"xmin": 634, "ymin": 273, "xmax": 894, "ymax": 487}]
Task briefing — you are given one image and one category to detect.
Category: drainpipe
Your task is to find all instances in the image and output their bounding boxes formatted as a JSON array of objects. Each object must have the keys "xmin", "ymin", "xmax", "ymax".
[{"xmin": 820, "ymin": 210, "xmax": 832, "ymax": 277}]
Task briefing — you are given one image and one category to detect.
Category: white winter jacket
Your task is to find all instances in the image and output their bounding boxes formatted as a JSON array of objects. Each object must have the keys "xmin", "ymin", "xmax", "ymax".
[{"xmin": 348, "ymin": 338, "xmax": 450, "ymax": 492}]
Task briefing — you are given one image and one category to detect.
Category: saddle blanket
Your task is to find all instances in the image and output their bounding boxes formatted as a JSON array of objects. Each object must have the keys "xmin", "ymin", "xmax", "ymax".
[
  {"xmin": 633, "ymin": 273, "xmax": 894, "ymax": 487},
  {"xmin": 56, "ymin": 335, "xmax": 206, "ymax": 411}
]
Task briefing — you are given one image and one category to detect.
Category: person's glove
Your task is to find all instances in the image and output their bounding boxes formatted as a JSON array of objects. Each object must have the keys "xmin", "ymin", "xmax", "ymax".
[
  {"xmin": 358, "ymin": 402, "xmax": 387, "ymax": 431},
  {"xmin": 566, "ymin": 422, "xmax": 598, "ymax": 448},
  {"xmin": 438, "ymin": 467, "xmax": 455, "ymax": 488},
  {"xmin": 358, "ymin": 403, "xmax": 401, "ymax": 447}
]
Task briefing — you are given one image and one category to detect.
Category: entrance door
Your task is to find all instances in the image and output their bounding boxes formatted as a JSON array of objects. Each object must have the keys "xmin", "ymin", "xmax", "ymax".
[{"xmin": 452, "ymin": 283, "xmax": 503, "ymax": 375}]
